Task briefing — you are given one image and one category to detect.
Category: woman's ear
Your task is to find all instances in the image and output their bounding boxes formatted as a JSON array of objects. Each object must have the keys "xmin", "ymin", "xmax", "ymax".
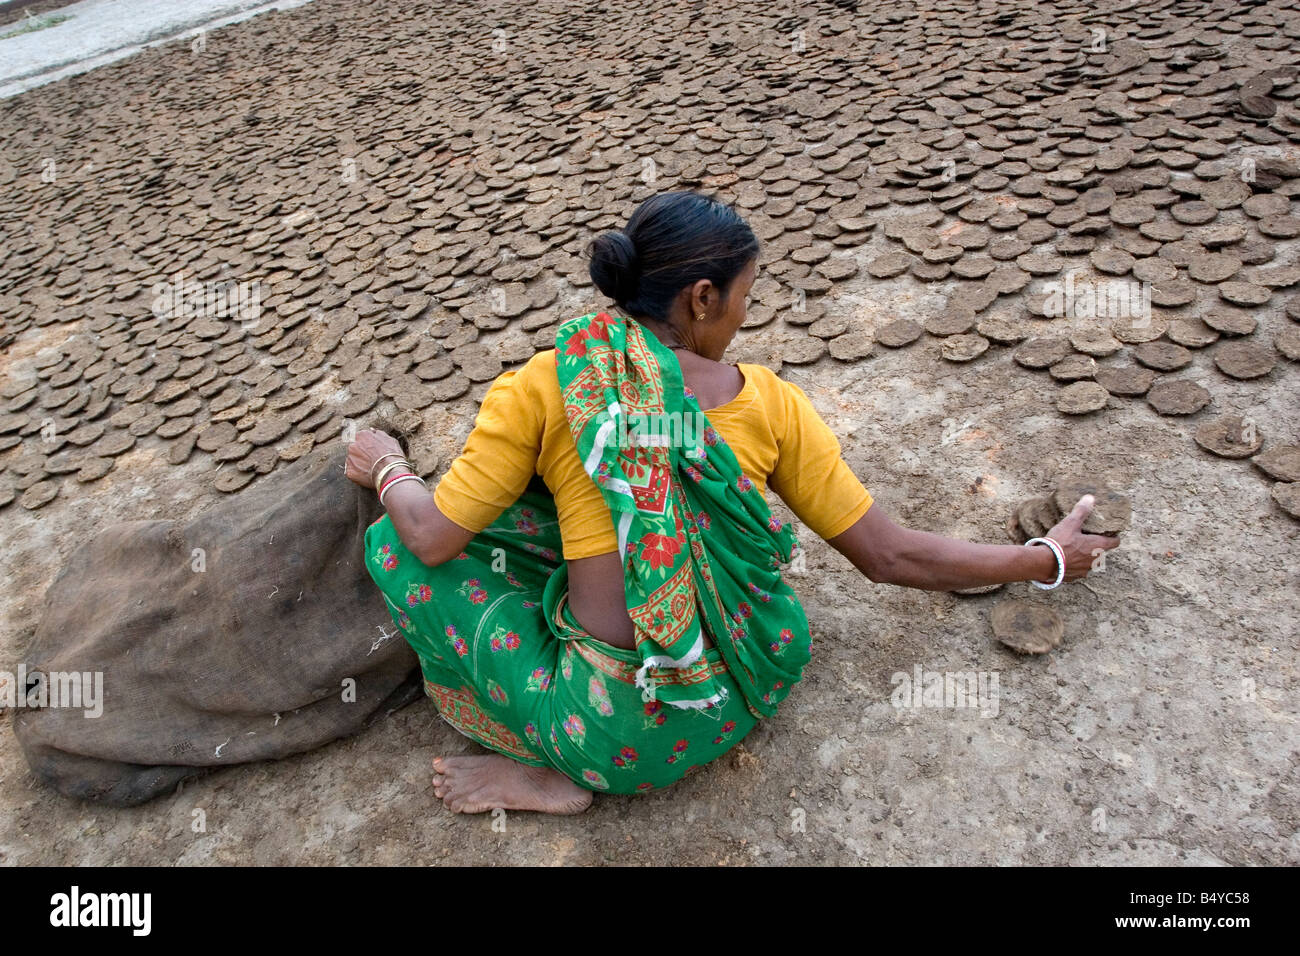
[{"xmin": 691, "ymin": 278, "xmax": 716, "ymax": 317}]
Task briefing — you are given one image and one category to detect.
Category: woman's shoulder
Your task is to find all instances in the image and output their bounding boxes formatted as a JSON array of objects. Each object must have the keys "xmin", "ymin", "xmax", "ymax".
[
  {"xmin": 733, "ymin": 363, "xmax": 827, "ymax": 431},
  {"xmin": 736, "ymin": 362, "xmax": 780, "ymax": 388},
  {"xmin": 501, "ymin": 349, "xmax": 563, "ymax": 404},
  {"xmin": 735, "ymin": 362, "xmax": 800, "ymax": 406},
  {"xmin": 524, "ymin": 349, "xmax": 559, "ymax": 382}
]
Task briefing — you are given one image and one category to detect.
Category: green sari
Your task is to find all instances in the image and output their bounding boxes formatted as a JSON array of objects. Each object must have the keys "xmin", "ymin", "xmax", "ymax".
[{"xmin": 363, "ymin": 312, "xmax": 813, "ymax": 793}]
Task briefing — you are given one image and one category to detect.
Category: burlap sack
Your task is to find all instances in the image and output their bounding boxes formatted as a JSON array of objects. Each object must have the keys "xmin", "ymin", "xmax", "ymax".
[{"xmin": 11, "ymin": 439, "xmax": 422, "ymax": 805}]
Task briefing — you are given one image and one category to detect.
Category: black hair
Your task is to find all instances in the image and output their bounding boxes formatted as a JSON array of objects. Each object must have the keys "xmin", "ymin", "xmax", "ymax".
[{"xmin": 587, "ymin": 191, "xmax": 759, "ymax": 322}]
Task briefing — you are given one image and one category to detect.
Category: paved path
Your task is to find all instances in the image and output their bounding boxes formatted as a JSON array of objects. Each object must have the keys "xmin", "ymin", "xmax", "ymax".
[{"xmin": 0, "ymin": 0, "xmax": 315, "ymax": 98}]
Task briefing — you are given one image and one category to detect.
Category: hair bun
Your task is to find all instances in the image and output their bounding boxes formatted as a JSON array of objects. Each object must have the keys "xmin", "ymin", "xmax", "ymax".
[{"xmin": 588, "ymin": 231, "xmax": 640, "ymax": 305}]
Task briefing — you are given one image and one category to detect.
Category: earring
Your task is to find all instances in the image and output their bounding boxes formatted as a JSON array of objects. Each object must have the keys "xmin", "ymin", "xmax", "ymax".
[{"xmin": 696, "ymin": 312, "xmax": 705, "ymax": 322}]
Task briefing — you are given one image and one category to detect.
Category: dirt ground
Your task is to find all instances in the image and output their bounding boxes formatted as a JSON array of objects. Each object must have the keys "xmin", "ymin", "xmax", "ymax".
[
  {"xmin": 1, "ymin": 0, "xmax": 1297, "ymax": 864},
  {"xmin": 3, "ymin": 278, "xmax": 1296, "ymax": 865}
]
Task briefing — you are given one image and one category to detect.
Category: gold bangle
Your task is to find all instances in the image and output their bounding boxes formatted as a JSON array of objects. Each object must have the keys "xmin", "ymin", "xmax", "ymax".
[
  {"xmin": 373, "ymin": 460, "xmax": 412, "ymax": 489},
  {"xmin": 370, "ymin": 452, "xmax": 406, "ymax": 483}
]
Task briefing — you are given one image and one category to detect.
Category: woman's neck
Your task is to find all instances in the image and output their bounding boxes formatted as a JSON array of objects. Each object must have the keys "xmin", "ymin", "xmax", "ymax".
[{"xmin": 637, "ymin": 315, "xmax": 696, "ymax": 353}]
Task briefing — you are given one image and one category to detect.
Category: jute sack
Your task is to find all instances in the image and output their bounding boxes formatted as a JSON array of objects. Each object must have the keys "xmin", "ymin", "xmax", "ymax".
[{"xmin": 11, "ymin": 439, "xmax": 422, "ymax": 805}]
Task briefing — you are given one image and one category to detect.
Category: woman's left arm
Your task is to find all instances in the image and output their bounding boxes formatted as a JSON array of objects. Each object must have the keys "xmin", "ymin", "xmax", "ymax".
[{"xmin": 828, "ymin": 494, "xmax": 1120, "ymax": 590}]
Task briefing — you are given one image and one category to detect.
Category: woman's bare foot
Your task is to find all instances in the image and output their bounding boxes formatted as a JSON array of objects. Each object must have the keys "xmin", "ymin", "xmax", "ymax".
[{"xmin": 431, "ymin": 755, "xmax": 593, "ymax": 814}]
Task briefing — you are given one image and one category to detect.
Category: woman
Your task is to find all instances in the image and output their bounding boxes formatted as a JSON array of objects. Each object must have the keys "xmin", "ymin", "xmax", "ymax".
[{"xmin": 346, "ymin": 191, "xmax": 1118, "ymax": 815}]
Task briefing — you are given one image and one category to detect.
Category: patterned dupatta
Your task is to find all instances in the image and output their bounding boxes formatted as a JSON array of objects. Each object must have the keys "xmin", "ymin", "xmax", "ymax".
[{"xmin": 554, "ymin": 311, "xmax": 812, "ymax": 718}]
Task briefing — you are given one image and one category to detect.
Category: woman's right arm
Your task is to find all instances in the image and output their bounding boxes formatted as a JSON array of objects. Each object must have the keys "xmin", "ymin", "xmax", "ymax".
[
  {"xmin": 350, "ymin": 358, "xmax": 546, "ymax": 568},
  {"xmin": 345, "ymin": 430, "xmax": 477, "ymax": 566},
  {"xmin": 386, "ymin": 472, "xmax": 479, "ymax": 568}
]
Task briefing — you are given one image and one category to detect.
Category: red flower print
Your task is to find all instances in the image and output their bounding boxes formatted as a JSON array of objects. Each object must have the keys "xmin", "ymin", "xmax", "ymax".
[
  {"xmin": 673, "ymin": 739, "xmax": 688, "ymax": 753},
  {"xmin": 638, "ymin": 533, "xmax": 681, "ymax": 571},
  {"xmin": 722, "ymin": 721, "xmax": 735, "ymax": 733},
  {"xmin": 418, "ymin": 584, "xmax": 432, "ymax": 602},
  {"xmin": 588, "ymin": 313, "xmax": 613, "ymax": 341},
  {"xmin": 644, "ymin": 701, "xmax": 661, "ymax": 715},
  {"xmin": 454, "ymin": 552, "xmax": 468, "ymax": 560},
  {"xmin": 452, "ymin": 638, "xmax": 467, "ymax": 657},
  {"xmin": 737, "ymin": 602, "xmax": 753, "ymax": 618},
  {"xmin": 564, "ymin": 329, "xmax": 589, "ymax": 356},
  {"xmin": 504, "ymin": 631, "xmax": 521, "ymax": 650},
  {"xmin": 380, "ymin": 545, "xmax": 391, "ymax": 554},
  {"xmin": 516, "ymin": 519, "xmax": 539, "ymax": 535},
  {"xmin": 736, "ymin": 475, "xmax": 753, "ymax": 492},
  {"xmin": 470, "ymin": 589, "xmax": 487, "ymax": 604},
  {"xmin": 768, "ymin": 516, "xmax": 783, "ymax": 532},
  {"xmin": 405, "ymin": 594, "xmax": 418, "ymax": 608},
  {"xmin": 490, "ymin": 636, "xmax": 503, "ymax": 651},
  {"xmin": 445, "ymin": 625, "xmax": 457, "ymax": 638},
  {"xmin": 636, "ymin": 782, "xmax": 655, "ymax": 792},
  {"xmin": 382, "ymin": 555, "xmax": 398, "ymax": 571},
  {"xmin": 655, "ymin": 713, "xmax": 666, "ymax": 725}
]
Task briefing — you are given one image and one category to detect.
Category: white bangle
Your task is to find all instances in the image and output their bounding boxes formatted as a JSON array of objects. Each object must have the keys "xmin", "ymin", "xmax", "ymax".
[
  {"xmin": 1024, "ymin": 537, "xmax": 1065, "ymax": 591},
  {"xmin": 378, "ymin": 473, "xmax": 425, "ymax": 509}
]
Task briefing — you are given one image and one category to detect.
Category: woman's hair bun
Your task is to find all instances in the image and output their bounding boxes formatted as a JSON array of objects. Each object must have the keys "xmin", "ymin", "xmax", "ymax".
[{"xmin": 588, "ymin": 231, "xmax": 640, "ymax": 305}]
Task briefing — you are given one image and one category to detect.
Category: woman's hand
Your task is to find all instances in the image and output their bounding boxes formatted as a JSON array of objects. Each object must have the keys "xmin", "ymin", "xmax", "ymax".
[
  {"xmin": 344, "ymin": 427, "xmax": 406, "ymax": 490},
  {"xmin": 1042, "ymin": 494, "xmax": 1121, "ymax": 583}
]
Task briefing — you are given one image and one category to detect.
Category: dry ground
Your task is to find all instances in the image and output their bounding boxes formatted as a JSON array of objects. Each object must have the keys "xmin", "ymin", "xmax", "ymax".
[{"xmin": 1, "ymin": 0, "xmax": 1296, "ymax": 864}]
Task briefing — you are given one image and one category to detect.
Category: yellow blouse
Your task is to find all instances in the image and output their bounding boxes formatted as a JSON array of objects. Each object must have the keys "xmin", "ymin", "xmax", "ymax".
[{"xmin": 433, "ymin": 349, "xmax": 873, "ymax": 559}]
